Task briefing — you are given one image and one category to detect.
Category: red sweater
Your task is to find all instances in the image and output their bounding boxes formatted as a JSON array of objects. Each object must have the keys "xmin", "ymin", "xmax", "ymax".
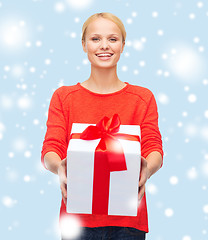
[{"xmin": 41, "ymin": 82, "xmax": 163, "ymax": 233}]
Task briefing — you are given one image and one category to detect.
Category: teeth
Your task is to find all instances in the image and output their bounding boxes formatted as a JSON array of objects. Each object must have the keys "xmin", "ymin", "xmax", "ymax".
[{"xmin": 97, "ymin": 54, "xmax": 112, "ymax": 57}]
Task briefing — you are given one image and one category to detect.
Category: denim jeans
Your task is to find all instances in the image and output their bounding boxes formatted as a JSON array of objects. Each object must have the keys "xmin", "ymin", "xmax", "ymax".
[{"xmin": 62, "ymin": 226, "xmax": 146, "ymax": 240}]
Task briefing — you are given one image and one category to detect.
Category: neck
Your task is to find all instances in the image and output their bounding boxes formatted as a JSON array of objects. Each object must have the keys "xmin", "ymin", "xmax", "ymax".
[{"xmin": 84, "ymin": 65, "xmax": 124, "ymax": 94}]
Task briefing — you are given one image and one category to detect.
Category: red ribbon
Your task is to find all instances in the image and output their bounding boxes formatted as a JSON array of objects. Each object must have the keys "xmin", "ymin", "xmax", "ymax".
[{"xmin": 70, "ymin": 114, "xmax": 140, "ymax": 215}]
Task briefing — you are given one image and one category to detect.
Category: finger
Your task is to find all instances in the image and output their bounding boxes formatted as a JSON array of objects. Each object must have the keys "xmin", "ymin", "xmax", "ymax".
[
  {"xmin": 139, "ymin": 173, "xmax": 147, "ymax": 187},
  {"xmin": 138, "ymin": 184, "xmax": 145, "ymax": 200},
  {"xmin": 60, "ymin": 184, "xmax": 67, "ymax": 199},
  {"xmin": 139, "ymin": 156, "xmax": 148, "ymax": 187}
]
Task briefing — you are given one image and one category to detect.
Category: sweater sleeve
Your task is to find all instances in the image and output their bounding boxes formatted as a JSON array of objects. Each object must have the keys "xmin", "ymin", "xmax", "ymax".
[
  {"xmin": 41, "ymin": 88, "xmax": 68, "ymax": 169},
  {"xmin": 140, "ymin": 92, "xmax": 164, "ymax": 165}
]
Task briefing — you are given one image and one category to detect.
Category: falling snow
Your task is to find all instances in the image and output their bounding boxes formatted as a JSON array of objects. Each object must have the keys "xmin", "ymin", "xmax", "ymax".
[
  {"xmin": 164, "ymin": 208, "xmax": 174, "ymax": 217},
  {"xmin": 1, "ymin": 1, "xmax": 208, "ymax": 240}
]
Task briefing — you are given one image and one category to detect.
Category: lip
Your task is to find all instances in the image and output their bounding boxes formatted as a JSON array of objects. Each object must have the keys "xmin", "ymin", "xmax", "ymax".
[
  {"xmin": 95, "ymin": 53, "xmax": 114, "ymax": 61},
  {"xmin": 95, "ymin": 53, "xmax": 114, "ymax": 56}
]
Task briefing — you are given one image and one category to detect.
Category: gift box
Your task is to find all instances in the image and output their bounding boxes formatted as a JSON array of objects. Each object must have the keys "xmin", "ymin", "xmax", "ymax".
[{"xmin": 67, "ymin": 114, "xmax": 141, "ymax": 216}]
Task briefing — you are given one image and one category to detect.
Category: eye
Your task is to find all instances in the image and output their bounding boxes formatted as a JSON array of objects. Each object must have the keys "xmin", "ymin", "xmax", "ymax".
[
  {"xmin": 110, "ymin": 38, "xmax": 117, "ymax": 42},
  {"xmin": 92, "ymin": 38, "xmax": 99, "ymax": 41}
]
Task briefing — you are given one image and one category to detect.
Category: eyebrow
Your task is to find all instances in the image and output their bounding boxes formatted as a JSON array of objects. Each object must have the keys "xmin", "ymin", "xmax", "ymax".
[{"xmin": 90, "ymin": 33, "xmax": 119, "ymax": 37}]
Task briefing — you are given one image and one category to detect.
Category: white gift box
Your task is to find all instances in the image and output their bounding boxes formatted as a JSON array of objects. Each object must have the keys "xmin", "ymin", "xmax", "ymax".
[{"xmin": 67, "ymin": 123, "xmax": 141, "ymax": 216}]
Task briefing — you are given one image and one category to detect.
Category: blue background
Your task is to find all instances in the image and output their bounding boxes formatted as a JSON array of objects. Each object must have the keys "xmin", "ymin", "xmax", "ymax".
[{"xmin": 0, "ymin": 0, "xmax": 208, "ymax": 239}]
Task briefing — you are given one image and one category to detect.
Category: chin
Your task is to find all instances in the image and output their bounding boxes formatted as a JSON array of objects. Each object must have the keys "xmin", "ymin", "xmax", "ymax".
[{"xmin": 93, "ymin": 64, "xmax": 117, "ymax": 69}]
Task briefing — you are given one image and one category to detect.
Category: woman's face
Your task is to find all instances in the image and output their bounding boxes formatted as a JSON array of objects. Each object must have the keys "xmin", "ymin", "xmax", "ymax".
[{"xmin": 82, "ymin": 18, "xmax": 125, "ymax": 69}]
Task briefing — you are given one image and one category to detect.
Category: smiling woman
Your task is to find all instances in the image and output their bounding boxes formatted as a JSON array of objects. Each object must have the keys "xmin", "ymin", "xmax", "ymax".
[
  {"xmin": 81, "ymin": 13, "xmax": 126, "ymax": 93},
  {"xmin": 41, "ymin": 12, "xmax": 163, "ymax": 240}
]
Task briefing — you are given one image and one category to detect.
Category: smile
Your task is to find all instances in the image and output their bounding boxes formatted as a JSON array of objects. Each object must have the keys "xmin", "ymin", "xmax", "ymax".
[{"xmin": 95, "ymin": 53, "xmax": 114, "ymax": 60}]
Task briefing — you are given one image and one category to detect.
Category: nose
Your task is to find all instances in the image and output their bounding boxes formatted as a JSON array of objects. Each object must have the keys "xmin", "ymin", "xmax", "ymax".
[{"xmin": 100, "ymin": 38, "xmax": 109, "ymax": 50}]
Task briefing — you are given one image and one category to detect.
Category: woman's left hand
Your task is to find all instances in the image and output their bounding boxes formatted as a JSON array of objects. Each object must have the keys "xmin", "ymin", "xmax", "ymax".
[{"xmin": 138, "ymin": 156, "xmax": 150, "ymax": 200}]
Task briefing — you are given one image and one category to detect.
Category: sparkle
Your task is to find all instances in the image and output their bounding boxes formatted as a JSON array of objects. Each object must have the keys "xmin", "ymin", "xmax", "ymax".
[
  {"xmin": 36, "ymin": 41, "xmax": 42, "ymax": 47},
  {"xmin": 157, "ymin": 30, "xmax": 164, "ymax": 36},
  {"xmin": 182, "ymin": 111, "xmax": 188, "ymax": 117},
  {"xmin": 45, "ymin": 59, "xmax": 51, "ymax": 65},
  {"xmin": 169, "ymin": 176, "xmax": 179, "ymax": 185},
  {"xmin": 133, "ymin": 69, "xmax": 139, "ymax": 75},
  {"xmin": 1, "ymin": 95, "xmax": 13, "ymax": 109},
  {"xmin": 74, "ymin": 17, "xmax": 80, "ymax": 23},
  {"xmin": 157, "ymin": 93, "xmax": 169, "ymax": 105},
  {"xmin": 8, "ymin": 152, "xmax": 14, "ymax": 158},
  {"xmin": 164, "ymin": 71, "xmax": 170, "ymax": 77},
  {"xmin": 59, "ymin": 215, "xmax": 82, "ymax": 239},
  {"xmin": 12, "ymin": 137, "xmax": 27, "ymax": 151},
  {"xmin": 4, "ymin": 65, "xmax": 10, "ymax": 71},
  {"xmin": 199, "ymin": 46, "xmax": 204, "ymax": 52},
  {"xmin": 146, "ymin": 183, "xmax": 158, "ymax": 194},
  {"xmin": 54, "ymin": 2, "xmax": 65, "ymax": 12},
  {"xmin": 70, "ymin": 32, "xmax": 77, "ymax": 38},
  {"xmin": 33, "ymin": 119, "xmax": 39, "ymax": 125},
  {"xmin": 2, "ymin": 196, "xmax": 17, "ymax": 208},
  {"xmin": 177, "ymin": 122, "xmax": 183, "ymax": 127},
  {"xmin": 12, "ymin": 65, "xmax": 24, "ymax": 78},
  {"xmin": 167, "ymin": 45, "xmax": 205, "ymax": 82},
  {"xmin": 184, "ymin": 86, "xmax": 190, "ymax": 91},
  {"xmin": 197, "ymin": 2, "xmax": 204, "ymax": 8},
  {"xmin": 126, "ymin": 40, "xmax": 132, "ymax": 47},
  {"xmin": 25, "ymin": 41, "xmax": 31, "ymax": 47},
  {"xmin": 133, "ymin": 40, "xmax": 143, "ymax": 51},
  {"xmin": 202, "ymin": 229, "xmax": 207, "ymax": 234},
  {"xmin": 121, "ymin": 65, "xmax": 128, "ymax": 71},
  {"xmin": 203, "ymin": 204, "xmax": 208, "ymax": 214},
  {"xmin": 193, "ymin": 37, "xmax": 200, "ymax": 43},
  {"xmin": 203, "ymin": 79, "xmax": 208, "ymax": 85},
  {"xmin": 29, "ymin": 67, "xmax": 36, "ymax": 73},
  {"xmin": 83, "ymin": 58, "xmax": 89, "ymax": 65},
  {"xmin": 171, "ymin": 48, "xmax": 177, "ymax": 54},
  {"xmin": 162, "ymin": 53, "xmax": 168, "ymax": 59},
  {"xmin": 157, "ymin": 69, "xmax": 163, "ymax": 75},
  {"xmin": 139, "ymin": 61, "xmax": 146, "ymax": 67},
  {"xmin": 132, "ymin": 12, "xmax": 137, "ymax": 17},
  {"xmin": 17, "ymin": 96, "xmax": 31, "ymax": 109},
  {"xmin": 188, "ymin": 94, "xmax": 197, "ymax": 103},
  {"xmin": 189, "ymin": 13, "xmax": 195, "ymax": 19},
  {"xmin": 187, "ymin": 167, "xmax": 198, "ymax": 179},
  {"xmin": 204, "ymin": 110, "xmax": 208, "ymax": 119},
  {"xmin": 185, "ymin": 138, "xmax": 190, "ymax": 143},
  {"xmin": 152, "ymin": 11, "xmax": 158, "ymax": 18},
  {"xmin": 164, "ymin": 208, "xmax": 174, "ymax": 217},
  {"xmin": 24, "ymin": 151, "xmax": 31, "ymax": 158},
  {"xmin": 126, "ymin": 18, "xmax": 133, "ymax": 24},
  {"xmin": 185, "ymin": 123, "xmax": 197, "ymax": 137},
  {"xmin": 24, "ymin": 175, "xmax": 31, "ymax": 182},
  {"xmin": 66, "ymin": 0, "xmax": 93, "ymax": 10},
  {"xmin": 182, "ymin": 236, "xmax": 191, "ymax": 240}
]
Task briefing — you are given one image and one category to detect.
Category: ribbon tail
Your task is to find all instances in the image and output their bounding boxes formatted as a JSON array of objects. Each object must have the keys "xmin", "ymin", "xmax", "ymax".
[{"xmin": 105, "ymin": 137, "xmax": 127, "ymax": 172}]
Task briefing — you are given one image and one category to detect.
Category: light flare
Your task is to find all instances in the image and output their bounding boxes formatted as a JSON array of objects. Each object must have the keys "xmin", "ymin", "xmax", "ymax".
[
  {"xmin": 166, "ymin": 43, "xmax": 205, "ymax": 83},
  {"xmin": 59, "ymin": 215, "xmax": 83, "ymax": 239},
  {"xmin": 0, "ymin": 19, "xmax": 29, "ymax": 50},
  {"xmin": 66, "ymin": 0, "xmax": 93, "ymax": 10}
]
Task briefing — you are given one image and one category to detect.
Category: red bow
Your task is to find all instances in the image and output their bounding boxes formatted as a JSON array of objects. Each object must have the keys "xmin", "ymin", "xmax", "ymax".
[{"xmin": 80, "ymin": 113, "xmax": 127, "ymax": 172}]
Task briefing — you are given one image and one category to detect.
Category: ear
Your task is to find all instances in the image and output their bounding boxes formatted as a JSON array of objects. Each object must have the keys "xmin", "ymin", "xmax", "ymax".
[
  {"xmin": 82, "ymin": 40, "xmax": 87, "ymax": 53},
  {"xmin": 121, "ymin": 41, "xmax": 125, "ymax": 53}
]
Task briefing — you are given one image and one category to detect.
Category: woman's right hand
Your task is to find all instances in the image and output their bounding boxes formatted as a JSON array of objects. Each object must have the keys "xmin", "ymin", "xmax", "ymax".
[{"xmin": 57, "ymin": 157, "xmax": 67, "ymax": 205}]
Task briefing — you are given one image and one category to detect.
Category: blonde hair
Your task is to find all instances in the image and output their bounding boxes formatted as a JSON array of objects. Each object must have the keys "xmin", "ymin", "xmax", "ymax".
[{"xmin": 82, "ymin": 12, "xmax": 126, "ymax": 43}]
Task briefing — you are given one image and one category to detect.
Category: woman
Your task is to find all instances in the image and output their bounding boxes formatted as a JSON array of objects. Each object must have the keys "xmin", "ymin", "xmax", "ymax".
[{"xmin": 41, "ymin": 12, "xmax": 163, "ymax": 240}]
